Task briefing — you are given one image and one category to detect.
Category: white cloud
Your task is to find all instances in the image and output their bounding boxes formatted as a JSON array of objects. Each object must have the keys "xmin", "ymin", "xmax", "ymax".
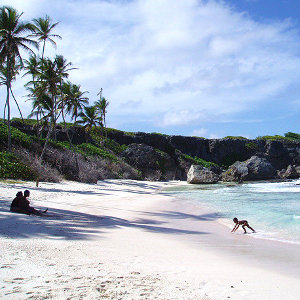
[
  {"xmin": 161, "ymin": 110, "xmax": 206, "ymax": 126},
  {"xmin": 1, "ymin": 0, "xmax": 300, "ymax": 133}
]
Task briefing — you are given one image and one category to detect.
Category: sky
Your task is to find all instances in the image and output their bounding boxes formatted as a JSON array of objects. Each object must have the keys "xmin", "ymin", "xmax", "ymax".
[{"xmin": 1, "ymin": 0, "xmax": 300, "ymax": 139}]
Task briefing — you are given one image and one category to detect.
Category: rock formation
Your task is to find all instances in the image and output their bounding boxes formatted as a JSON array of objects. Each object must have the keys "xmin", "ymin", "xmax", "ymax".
[{"xmin": 187, "ymin": 165, "xmax": 219, "ymax": 184}]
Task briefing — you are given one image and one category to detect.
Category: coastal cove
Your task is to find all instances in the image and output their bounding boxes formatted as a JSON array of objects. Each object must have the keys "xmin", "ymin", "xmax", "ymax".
[{"xmin": 1, "ymin": 179, "xmax": 299, "ymax": 299}]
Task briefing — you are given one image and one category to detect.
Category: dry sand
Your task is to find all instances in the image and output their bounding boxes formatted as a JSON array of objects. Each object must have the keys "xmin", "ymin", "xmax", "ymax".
[{"xmin": 0, "ymin": 179, "xmax": 299, "ymax": 299}]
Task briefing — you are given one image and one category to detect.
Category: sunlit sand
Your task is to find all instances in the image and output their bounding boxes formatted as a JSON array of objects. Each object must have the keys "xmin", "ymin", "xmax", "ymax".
[{"xmin": 0, "ymin": 180, "xmax": 299, "ymax": 299}]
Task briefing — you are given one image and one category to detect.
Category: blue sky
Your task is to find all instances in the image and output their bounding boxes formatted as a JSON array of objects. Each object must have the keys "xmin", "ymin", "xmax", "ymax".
[{"xmin": 1, "ymin": 0, "xmax": 300, "ymax": 138}]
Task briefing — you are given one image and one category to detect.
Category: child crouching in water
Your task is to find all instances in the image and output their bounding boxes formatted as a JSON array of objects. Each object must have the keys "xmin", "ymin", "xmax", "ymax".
[{"xmin": 232, "ymin": 217, "xmax": 255, "ymax": 234}]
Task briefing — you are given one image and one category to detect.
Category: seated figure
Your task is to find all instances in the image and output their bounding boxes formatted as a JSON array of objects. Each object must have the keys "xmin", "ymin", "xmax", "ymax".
[{"xmin": 10, "ymin": 190, "xmax": 47, "ymax": 216}]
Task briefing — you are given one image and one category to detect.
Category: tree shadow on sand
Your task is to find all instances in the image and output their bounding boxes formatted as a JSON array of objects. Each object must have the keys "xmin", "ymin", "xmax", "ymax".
[{"xmin": 0, "ymin": 199, "xmax": 210, "ymax": 240}]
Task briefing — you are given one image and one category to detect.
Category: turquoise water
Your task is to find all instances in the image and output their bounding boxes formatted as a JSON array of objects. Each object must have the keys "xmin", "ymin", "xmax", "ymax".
[{"xmin": 164, "ymin": 180, "xmax": 300, "ymax": 244}]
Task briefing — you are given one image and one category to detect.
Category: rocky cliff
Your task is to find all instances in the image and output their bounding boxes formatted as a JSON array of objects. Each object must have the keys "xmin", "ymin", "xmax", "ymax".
[
  {"xmin": 107, "ymin": 129, "xmax": 300, "ymax": 170},
  {"xmin": 8, "ymin": 121, "xmax": 300, "ymax": 182}
]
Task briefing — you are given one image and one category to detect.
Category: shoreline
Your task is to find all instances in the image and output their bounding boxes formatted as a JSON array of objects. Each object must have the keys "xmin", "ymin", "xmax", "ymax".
[
  {"xmin": 0, "ymin": 179, "xmax": 299, "ymax": 299},
  {"xmin": 158, "ymin": 186, "xmax": 300, "ymax": 279},
  {"xmin": 163, "ymin": 179, "xmax": 300, "ymax": 245}
]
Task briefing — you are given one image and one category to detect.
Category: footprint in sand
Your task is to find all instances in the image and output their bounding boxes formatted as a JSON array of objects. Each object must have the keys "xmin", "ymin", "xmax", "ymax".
[
  {"xmin": 0, "ymin": 265, "xmax": 12, "ymax": 269},
  {"xmin": 12, "ymin": 278, "xmax": 25, "ymax": 281},
  {"xmin": 130, "ymin": 271, "xmax": 141, "ymax": 275}
]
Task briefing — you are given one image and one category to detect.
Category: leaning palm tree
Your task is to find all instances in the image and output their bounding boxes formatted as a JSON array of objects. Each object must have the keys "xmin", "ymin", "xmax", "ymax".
[
  {"xmin": 32, "ymin": 15, "xmax": 61, "ymax": 60},
  {"xmin": 0, "ymin": 6, "xmax": 38, "ymax": 151}
]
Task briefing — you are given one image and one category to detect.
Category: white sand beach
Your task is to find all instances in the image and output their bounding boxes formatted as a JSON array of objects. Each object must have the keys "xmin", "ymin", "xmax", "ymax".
[{"xmin": 0, "ymin": 179, "xmax": 299, "ymax": 300}]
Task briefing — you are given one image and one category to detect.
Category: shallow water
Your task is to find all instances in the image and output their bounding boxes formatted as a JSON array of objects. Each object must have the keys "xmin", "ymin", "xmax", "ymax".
[{"xmin": 164, "ymin": 180, "xmax": 300, "ymax": 245}]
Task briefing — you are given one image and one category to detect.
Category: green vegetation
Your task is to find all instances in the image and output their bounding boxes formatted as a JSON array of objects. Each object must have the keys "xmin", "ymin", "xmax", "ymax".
[
  {"xmin": 11, "ymin": 118, "xmax": 38, "ymax": 126},
  {"xmin": 77, "ymin": 143, "xmax": 119, "ymax": 162},
  {"xmin": 0, "ymin": 121, "xmax": 38, "ymax": 149},
  {"xmin": 224, "ymin": 136, "xmax": 248, "ymax": 140},
  {"xmin": 182, "ymin": 154, "xmax": 219, "ymax": 168},
  {"xmin": 155, "ymin": 149, "xmax": 168, "ymax": 157},
  {"xmin": 0, "ymin": 152, "xmax": 36, "ymax": 180},
  {"xmin": 245, "ymin": 141, "xmax": 259, "ymax": 151},
  {"xmin": 284, "ymin": 132, "xmax": 300, "ymax": 140},
  {"xmin": 151, "ymin": 132, "xmax": 168, "ymax": 137},
  {"xmin": 257, "ymin": 135, "xmax": 287, "ymax": 141},
  {"xmin": 1, "ymin": 6, "xmax": 110, "ymax": 167},
  {"xmin": 104, "ymin": 138, "xmax": 128, "ymax": 154}
]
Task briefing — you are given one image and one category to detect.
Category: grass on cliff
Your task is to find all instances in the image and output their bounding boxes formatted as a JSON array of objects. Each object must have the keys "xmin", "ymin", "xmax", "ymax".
[
  {"xmin": 256, "ymin": 132, "xmax": 300, "ymax": 141},
  {"xmin": 181, "ymin": 154, "xmax": 219, "ymax": 168}
]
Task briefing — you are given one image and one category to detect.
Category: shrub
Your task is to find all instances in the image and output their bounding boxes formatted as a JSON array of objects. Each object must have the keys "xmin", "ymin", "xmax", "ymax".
[
  {"xmin": 11, "ymin": 118, "xmax": 38, "ymax": 126},
  {"xmin": 245, "ymin": 141, "xmax": 258, "ymax": 151},
  {"xmin": 284, "ymin": 132, "xmax": 300, "ymax": 140},
  {"xmin": 0, "ymin": 121, "xmax": 34, "ymax": 148},
  {"xmin": 256, "ymin": 135, "xmax": 286, "ymax": 141},
  {"xmin": 104, "ymin": 138, "xmax": 128, "ymax": 154},
  {"xmin": 151, "ymin": 132, "xmax": 168, "ymax": 137},
  {"xmin": 181, "ymin": 154, "xmax": 219, "ymax": 168},
  {"xmin": 13, "ymin": 147, "xmax": 62, "ymax": 182},
  {"xmin": 224, "ymin": 136, "xmax": 248, "ymax": 140},
  {"xmin": 0, "ymin": 151, "xmax": 36, "ymax": 180}
]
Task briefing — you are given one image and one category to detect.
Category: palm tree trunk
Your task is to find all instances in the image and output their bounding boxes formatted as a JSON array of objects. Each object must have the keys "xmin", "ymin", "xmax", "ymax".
[
  {"xmin": 6, "ymin": 55, "xmax": 12, "ymax": 152},
  {"xmin": 62, "ymin": 107, "xmax": 80, "ymax": 175},
  {"xmin": 40, "ymin": 123, "xmax": 52, "ymax": 161},
  {"xmin": 42, "ymin": 40, "xmax": 46, "ymax": 61},
  {"xmin": 60, "ymin": 81, "xmax": 79, "ymax": 175},
  {"xmin": 10, "ymin": 88, "xmax": 24, "ymax": 122},
  {"xmin": 53, "ymin": 95, "xmax": 57, "ymax": 141},
  {"xmin": 104, "ymin": 113, "xmax": 107, "ymax": 139},
  {"xmin": 40, "ymin": 94, "xmax": 55, "ymax": 161}
]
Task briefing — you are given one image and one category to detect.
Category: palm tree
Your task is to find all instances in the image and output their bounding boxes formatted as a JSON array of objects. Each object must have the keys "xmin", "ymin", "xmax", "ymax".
[
  {"xmin": 24, "ymin": 54, "xmax": 41, "ymax": 133},
  {"xmin": 32, "ymin": 15, "xmax": 61, "ymax": 60},
  {"xmin": 60, "ymin": 81, "xmax": 89, "ymax": 174},
  {"xmin": 62, "ymin": 81, "xmax": 88, "ymax": 123},
  {"xmin": 0, "ymin": 6, "xmax": 38, "ymax": 151},
  {"xmin": 77, "ymin": 105, "xmax": 102, "ymax": 138},
  {"xmin": 54, "ymin": 55, "xmax": 75, "ymax": 139},
  {"xmin": 0, "ymin": 57, "xmax": 24, "ymax": 121},
  {"xmin": 31, "ymin": 57, "xmax": 61, "ymax": 160},
  {"xmin": 27, "ymin": 86, "xmax": 53, "ymax": 137},
  {"xmin": 28, "ymin": 55, "xmax": 75, "ymax": 160},
  {"xmin": 24, "ymin": 54, "xmax": 40, "ymax": 82},
  {"xmin": 95, "ymin": 96, "xmax": 109, "ymax": 139}
]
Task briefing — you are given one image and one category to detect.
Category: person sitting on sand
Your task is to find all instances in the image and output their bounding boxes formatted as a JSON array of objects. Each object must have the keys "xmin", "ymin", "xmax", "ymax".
[
  {"xmin": 10, "ymin": 190, "xmax": 47, "ymax": 216},
  {"xmin": 10, "ymin": 191, "xmax": 31, "ymax": 215},
  {"xmin": 231, "ymin": 217, "xmax": 255, "ymax": 234},
  {"xmin": 22, "ymin": 190, "xmax": 48, "ymax": 216}
]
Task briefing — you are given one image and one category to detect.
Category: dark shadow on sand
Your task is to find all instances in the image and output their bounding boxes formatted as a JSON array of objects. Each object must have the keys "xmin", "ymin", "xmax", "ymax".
[{"xmin": 0, "ymin": 198, "xmax": 209, "ymax": 240}]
